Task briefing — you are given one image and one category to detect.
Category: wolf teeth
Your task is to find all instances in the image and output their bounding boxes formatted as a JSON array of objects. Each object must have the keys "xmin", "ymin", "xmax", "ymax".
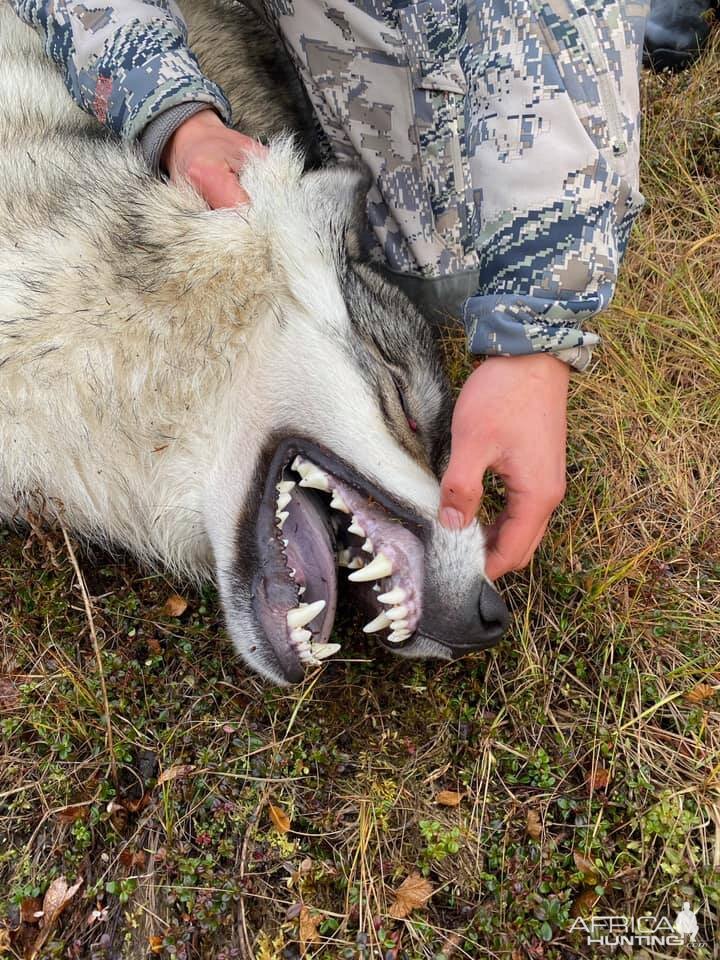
[
  {"xmin": 348, "ymin": 552, "xmax": 392, "ymax": 582},
  {"xmin": 390, "ymin": 619, "xmax": 408, "ymax": 631},
  {"xmin": 276, "ymin": 492, "xmax": 292, "ymax": 511},
  {"xmin": 276, "ymin": 480, "xmax": 296, "ymax": 494},
  {"xmin": 297, "ymin": 648, "xmax": 320, "ymax": 665},
  {"xmin": 378, "ymin": 587, "xmax": 406, "ymax": 605},
  {"xmin": 290, "ymin": 628, "xmax": 312, "ymax": 646},
  {"xmin": 347, "ymin": 556, "xmax": 365, "ymax": 570},
  {"xmin": 330, "ymin": 492, "xmax": 350, "ymax": 514},
  {"xmin": 363, "ymin": 611, "xmax": 392, "ymax": 633},
  {"xmin": 386, "ymin": 605, "xmax": 408, "ymax": 621},
  {"xmin": 276, "ymin": 511, "xmax": 289, "ymax": 529},
  {"xmin": 347, "ymin": 519, "xmax": 365, "ymax": 538},
  {"xmin": 337, "ymin": 548, "xmax": 352, "ymax": 567},
  {"xmin": 286, "ymin": 599, "xmax": 326, "ymax": 629},
  {"xmin": 310, "ymin": 642, "xmax": 341, "ymax": 660},
  {"xmin": 361, "ymin": 538, "xmax": 374, "ymax": 554},
  {"xmin": 299, "ymin": 470, "xmax": 329, "ymax": 492}
]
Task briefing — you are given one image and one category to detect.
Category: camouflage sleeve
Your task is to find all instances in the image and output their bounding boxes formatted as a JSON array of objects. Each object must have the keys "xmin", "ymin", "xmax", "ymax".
[{"xmin": 8, "ymin": 0, "xmax": 231, "ymax": 142}]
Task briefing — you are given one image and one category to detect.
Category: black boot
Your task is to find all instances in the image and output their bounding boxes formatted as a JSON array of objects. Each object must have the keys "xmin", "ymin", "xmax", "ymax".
[{"xmin": 644, "ymin": 0, "xmax": 715, "ymax": 70}]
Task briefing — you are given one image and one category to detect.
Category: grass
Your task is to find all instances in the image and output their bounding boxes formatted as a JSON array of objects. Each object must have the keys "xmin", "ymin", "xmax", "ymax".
[{"xmin": 2, "ymin": 40, "xmax": 720, "ymax": 960}]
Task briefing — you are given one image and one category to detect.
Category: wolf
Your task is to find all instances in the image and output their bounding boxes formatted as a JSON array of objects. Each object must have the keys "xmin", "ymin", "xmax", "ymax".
[{"xmin": 0, "ymin": 0, "xmax": 509, "ymax": 685}]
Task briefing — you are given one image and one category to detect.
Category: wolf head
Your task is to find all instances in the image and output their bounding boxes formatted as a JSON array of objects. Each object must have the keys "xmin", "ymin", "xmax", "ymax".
[{"xmin": 196, "ymin": 144, "xmax": 509, "ymax": 684}]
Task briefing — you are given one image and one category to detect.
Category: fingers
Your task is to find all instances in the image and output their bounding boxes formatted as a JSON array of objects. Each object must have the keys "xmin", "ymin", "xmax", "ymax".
[
  {"xmin": 198, "ymin": 167, "xmax": 252, "ymax": 209},
  {"xmin": 483, "ymin": 482, "xmax": 565, "ymax": 580},
  {"xmin": 439, "ymin": 442, "xmax": 490, "ymax": 529}
]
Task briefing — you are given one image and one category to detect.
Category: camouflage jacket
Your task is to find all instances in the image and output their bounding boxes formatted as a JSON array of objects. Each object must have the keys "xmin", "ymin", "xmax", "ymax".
[
  {"xmin": 10, "ymin": 0, "xmax": 648, "ymax": 367},
  {"xmin": 9, "ymin": 1, "xmax": 231, "ymax": 158}
]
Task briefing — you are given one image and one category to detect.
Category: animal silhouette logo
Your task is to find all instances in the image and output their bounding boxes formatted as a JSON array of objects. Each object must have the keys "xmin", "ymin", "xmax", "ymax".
[{"xmin": 674, "ymin": 902, "xmax": 699, "ymax": 942}]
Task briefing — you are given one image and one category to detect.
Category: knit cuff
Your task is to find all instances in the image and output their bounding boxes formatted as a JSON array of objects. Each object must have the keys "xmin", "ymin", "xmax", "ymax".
[{"xmin": 140, "ymin": 101, "xmax": 215, "ymax": 173}]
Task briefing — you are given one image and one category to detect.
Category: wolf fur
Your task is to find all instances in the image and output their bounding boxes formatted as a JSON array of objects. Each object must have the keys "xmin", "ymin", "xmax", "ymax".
[{"xmin": 0, "ymin": 0, "xmax": 497, "ymax": 684}]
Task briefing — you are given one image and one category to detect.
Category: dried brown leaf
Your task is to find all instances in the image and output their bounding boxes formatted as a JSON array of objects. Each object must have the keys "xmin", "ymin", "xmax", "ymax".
[
  {"xmin": 268, "ymin": 803, "xmax": 291, "ymax": 834},
  {"xmin": 388, "ymin": 873, "xmax": 433, "ymax": 919},
  {"xmin": 686, "ymin": 683, "xmax": 716, "ymax": 704},
  {"xmin": 436, "ymin": 790, "xmax": 463, "ymax": 807},
  {"xmin": 161, "ymin": 594, "xmax": 188, "ymax": 618},
  {"xmin": 586, "ymin": 767, "xmax": 611, "ymax": 791},
  {"xmin": 156, "ymin": 764, "xmax": 195, "ymax": 786},
  {"xmin": 148, "ymin": 935, "xmax": 164, "ymax": 954},
  {"xmin": 571, "ymin": 888, "xmax": 601, "ymax": 918},
  {"xmin": 119, "ymin": 849, "xmax": 147, "ymax": 869},
  {"xmin": 298, "ymin": 906, "xmax": 322, "ymax": 955},
  {"xmin": 30, "ymin": 876, "xmax": 84, "ymax": 958},
  {"xmin": 526, "ymin": 808, "xmax": 542, "ymax": 840},
  {"xmin": 41, "ymin": 876, "xmax": 83, "ymax": 928},
  {"xmin": 20, "ymin": 898, "xmax": 41, "ymax": 924},
  {"xmin": 572, "ymin": 851, "xmax": 599, "ymax": 884},
  {"xmin": 0, "ymin": 676, "xmax": 19, "ymax": 712},
  {"xmin": 55, "ymin": 803, "xmax": 89, "ymax": 824}
]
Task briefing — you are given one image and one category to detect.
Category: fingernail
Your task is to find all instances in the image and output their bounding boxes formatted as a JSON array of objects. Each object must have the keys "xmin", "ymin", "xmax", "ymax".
[{"xmin": 440, "ymin": 507, "xmax": 465, "ymax": 530}]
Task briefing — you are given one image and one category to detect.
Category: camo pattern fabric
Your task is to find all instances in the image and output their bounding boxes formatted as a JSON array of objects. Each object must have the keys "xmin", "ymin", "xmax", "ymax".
[
  {"xmin": 267, "ymin": 0, "xmax": 649, "ymax": 356},
  {"xmin": 9, "ymin": 0, "xmax": 648, "ymax": 359},
  {"xmin": 8, "ymin": 0, "xmax": 231, "ymax": 140}
]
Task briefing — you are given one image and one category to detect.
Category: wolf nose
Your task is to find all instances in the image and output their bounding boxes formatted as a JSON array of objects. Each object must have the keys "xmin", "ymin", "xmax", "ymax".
[{"xmin": 477, "ymin": 581, "xmax": 509, "ymax": 640}]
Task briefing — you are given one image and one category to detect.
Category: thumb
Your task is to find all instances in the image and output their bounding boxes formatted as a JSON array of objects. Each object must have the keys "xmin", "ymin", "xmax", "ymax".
[
  {"xmin": 439, "ymin": 440, "xmax": 489, "ymax": 530},
  {"xmin": 202, "ymin": 171, "xmax": 251, "ymax": 210}
]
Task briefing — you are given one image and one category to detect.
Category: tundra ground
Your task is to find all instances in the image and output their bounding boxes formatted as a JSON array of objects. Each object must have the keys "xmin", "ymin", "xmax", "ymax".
[{"xmin": 1, "ymin": 45, "xmax": 719, "ymax": 960}]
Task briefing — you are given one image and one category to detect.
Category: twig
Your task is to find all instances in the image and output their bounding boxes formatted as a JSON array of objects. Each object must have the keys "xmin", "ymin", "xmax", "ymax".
[
  {"xmin": 237, "ymin": 788, "xmax": 270, "ymax": 960},
  {"xmin": 59, "ymin": 520, "xmax": 118, "ymax": 786}
]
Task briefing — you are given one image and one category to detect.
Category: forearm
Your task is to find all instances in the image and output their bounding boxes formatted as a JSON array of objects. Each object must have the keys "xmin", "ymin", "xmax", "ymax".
[{"xmin": 8, "ymin": 0, "xmax": 230, "ymax": 144}]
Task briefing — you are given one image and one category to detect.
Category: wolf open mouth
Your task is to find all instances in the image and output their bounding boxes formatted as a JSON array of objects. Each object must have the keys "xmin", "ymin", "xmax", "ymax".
[
  {"xmin": 252, "ymin": 438, "xmax": 436, "ymax": 683},
  {"xmin": 252, "ymin": 439, "xmax": 508, "ymax": 683}
]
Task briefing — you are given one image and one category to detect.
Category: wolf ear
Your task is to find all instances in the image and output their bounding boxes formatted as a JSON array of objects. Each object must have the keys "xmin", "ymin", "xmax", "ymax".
[{"xmin": 304, "ymin": 166, "xmax": 372, "ymax": 262}]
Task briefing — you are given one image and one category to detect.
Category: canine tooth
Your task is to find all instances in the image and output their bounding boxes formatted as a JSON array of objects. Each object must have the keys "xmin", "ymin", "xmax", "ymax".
[
  {"xmin": 378, "ymin": 587, "xmax": 406, "ymax": 605},
  {"xmin": 347, "ymin": 557, "xmax": 365, "ymax": 570},
  {"xmin": 386, "ymin": 605, "xmax": 408, "ymax": 621},
  {"xmin": 310, "ymin": 642, "xmax": 341, "ymax": 660},
  {"xmin": 361, "ymin": 538, "xmax": 374, "ymax": 554},
  {"xmin": 337, "ymin": 549, "xmax": 352, "ymax": 567},
  {"xmin": 347, "ymin": 519, "xmax": 365, "ymax": 538},
  {"xmin": 276, "ymin": 480, "xmax": 296, "ymax": 494},
  {"xmin": 348, "ymin": 552, "xmax": 393, "ymax": 582},
  {"xmin": 290, "ymin": 628, "xmax": 312, "ymax": 646},
  {"xmin": 276, "ymin": 511, "xmax": 289, "ymax": 529},
  {"xmin": 276, "ymin": 492, "xmax": 292, "ymax": 511},
  {"xmin": 299, "ymin": 470, "xmax": 329, "ymax": 492},
  {"xmin": 298, "ymin": 648, "xmax": 320, "ymax": 665},
  {"xmin": 330, "ymin": 492, "xmax": 350, "ymax": 514},
  {"xmin": 286, "ymin": 599, "xmax": 326, "ymax": 629},
  {"xmin": 363, "ymin": 611, "xmax": 392, "ymax": 633}
]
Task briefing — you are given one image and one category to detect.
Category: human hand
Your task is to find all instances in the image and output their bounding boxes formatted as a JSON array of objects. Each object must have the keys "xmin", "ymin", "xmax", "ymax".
[
  {"xmin": 162, "ymin": 109, "xmax": 268, "ymax": 208},
  {"xmin": 439, "ymin": 354, "xmax": 570, "ymax": 581}
]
